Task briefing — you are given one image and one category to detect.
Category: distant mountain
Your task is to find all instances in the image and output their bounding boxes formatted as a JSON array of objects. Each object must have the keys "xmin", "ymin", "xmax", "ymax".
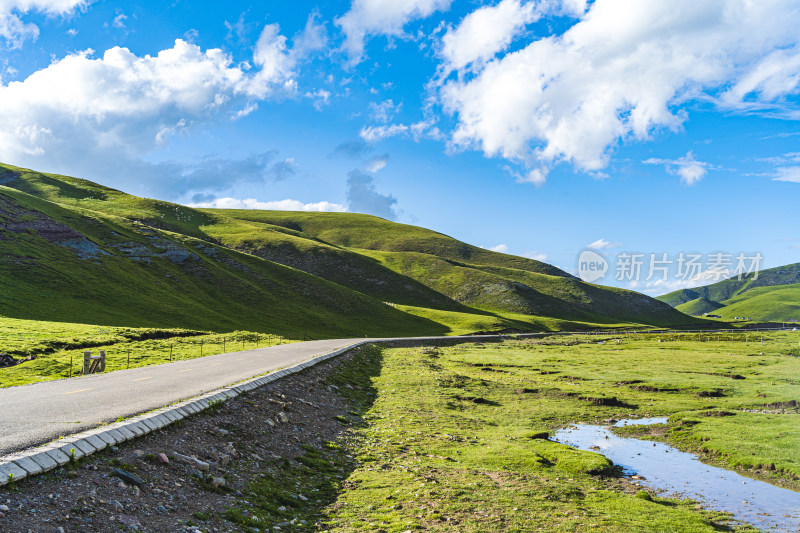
[
  {"xmin": 0, "ymin": 163, "xmax": 700, "ymax": 338},
  {"xmin": 659, "ymin": 263, "xmax": 800, "ymax": 322}
]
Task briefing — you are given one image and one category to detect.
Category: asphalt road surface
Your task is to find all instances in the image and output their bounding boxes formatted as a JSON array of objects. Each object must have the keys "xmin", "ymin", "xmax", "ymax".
[{"xmin": 0, "ymin": 338, "xmax": 364, "ymax": 455}]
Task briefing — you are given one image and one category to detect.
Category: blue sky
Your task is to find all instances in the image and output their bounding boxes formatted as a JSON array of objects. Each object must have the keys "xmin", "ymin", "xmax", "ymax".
[{"xmin": 0, "ymin": 0, "xmax": 799, "ymax": 295}]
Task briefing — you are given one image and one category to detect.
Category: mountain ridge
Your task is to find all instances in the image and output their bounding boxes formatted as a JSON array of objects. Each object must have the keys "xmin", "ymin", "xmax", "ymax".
[{"xmin": 0, "ymin": 162, "xmax": 702, "ymax": 336}]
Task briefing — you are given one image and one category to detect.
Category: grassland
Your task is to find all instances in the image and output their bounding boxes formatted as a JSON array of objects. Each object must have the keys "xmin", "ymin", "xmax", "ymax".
[
  {"xmin": 0, "ymin": 316, "xmax": 282, "ymax": 388},
  {"xmin": 0, "ymin": 162, "xmax": 703, "ymax": 339},
  {"xmin": 660, "ymin": 263, "xmax": 800, "ymax": 322},
  {"xmin": 223, "ymin": 333, "xmax": 800, "ymax": 531}
]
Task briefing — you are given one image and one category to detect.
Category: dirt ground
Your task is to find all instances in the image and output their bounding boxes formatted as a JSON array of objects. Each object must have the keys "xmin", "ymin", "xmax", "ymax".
[{"xmin": 0, "ymin": 348, "xmax": 365, "ymax": 532}]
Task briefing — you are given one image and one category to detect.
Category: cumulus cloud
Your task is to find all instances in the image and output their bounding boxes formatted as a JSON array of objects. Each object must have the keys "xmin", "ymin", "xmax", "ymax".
[
  {"xmin": 439, "ymin": 0, "xmax": 540, "ymax": 74},
  {"xmin": 336, "ymin": 0, "xmax": 452, "ymax": 63},
  {"xmin": 346, "ymin": 169, "xmax": 398, "ymax": 220},
  {"xmin": 644, "ymin": 151, "xmax": 713, "ymax": 185},
  {"xmin": 188, "ymin": 197, "xmax": 347, "ymax": 212},
  {"xmin": 0, "ymin": 26, "xmax": 303, "ymax": 197},
  {"xmin": 0, "ymin": 0, "xmax": 89, "ymax": 48},
  {"xmin": 488, "ymin": 243, "xmax": 510, "ymax": 253},
  {"xmin": 587, "ymin": 238, "xmax": 621, "ymax": 250},
  {"xmin": 438, "ymin": 0, "xmax": 800, "ymax": 184}
]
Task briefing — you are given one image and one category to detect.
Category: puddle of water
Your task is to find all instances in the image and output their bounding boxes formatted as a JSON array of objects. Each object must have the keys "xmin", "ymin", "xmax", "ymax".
[{"xmin": 553, "ymin": 419, "xmax": 800, "ymax": 532}]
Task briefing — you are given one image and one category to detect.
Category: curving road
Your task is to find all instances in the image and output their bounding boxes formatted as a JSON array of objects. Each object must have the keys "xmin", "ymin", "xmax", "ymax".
[{"xmin": 0, "ymin": 338, "xmax": 365, "ymax": 456}]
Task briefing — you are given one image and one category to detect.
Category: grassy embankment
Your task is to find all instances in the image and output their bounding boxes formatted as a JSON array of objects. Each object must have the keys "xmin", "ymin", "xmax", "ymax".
[
  {"xmin": 222, "ymin": 332, "xmax": 800, "ymax": 531},
  {"xmin": 0, "ymin": 317, "xmax": 280, "ymax": 388}
]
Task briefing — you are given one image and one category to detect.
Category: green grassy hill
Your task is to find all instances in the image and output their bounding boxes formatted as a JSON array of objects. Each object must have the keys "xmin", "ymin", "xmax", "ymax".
[
  {"xmin": 675, "ymin": 297, "xmax": 724, "ymax": 317},
  {"xmin": 0, "ymin": 163, "xmax": 701, "ymax": 337},
  {"xmin": 659, "ymin": 263, "xmax": 800, "ymax": 322}
]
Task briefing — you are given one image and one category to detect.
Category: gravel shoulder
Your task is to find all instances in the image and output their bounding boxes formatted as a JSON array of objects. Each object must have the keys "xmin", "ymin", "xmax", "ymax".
[{"xmin": 0, "ymin": 345, "xmax": 369, "ymax": 532}]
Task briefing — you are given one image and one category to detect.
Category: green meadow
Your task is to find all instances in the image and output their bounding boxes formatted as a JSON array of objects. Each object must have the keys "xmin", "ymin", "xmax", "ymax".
[
  {"xmin": 225, "ymin": 333, "xmax": 800, "ymax": 532},
  {"xmin": 0, "ymin": 316, "xmax": 284, "ymax": 388}
]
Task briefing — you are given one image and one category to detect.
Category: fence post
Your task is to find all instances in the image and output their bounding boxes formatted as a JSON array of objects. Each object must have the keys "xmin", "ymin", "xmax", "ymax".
[
  {"xmin": 200, "ymin": 340, "xmax": 203, "ymax": 357},
  {"xmin": 83, "ymin": 351, "xmax": 92, "ymax": 375},
  {"xmin": 128, "ymin": 349, "xmax": 131, "ymax": 369},
  {"xmin": 69, "ymin": 354, "xmax": 73, "ymax": 378}
]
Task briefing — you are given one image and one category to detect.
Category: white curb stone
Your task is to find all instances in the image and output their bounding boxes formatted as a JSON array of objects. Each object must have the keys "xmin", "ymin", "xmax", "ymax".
[{"xmin": 0, "ymin": 338, "xmax": 416, "ymax": 486}]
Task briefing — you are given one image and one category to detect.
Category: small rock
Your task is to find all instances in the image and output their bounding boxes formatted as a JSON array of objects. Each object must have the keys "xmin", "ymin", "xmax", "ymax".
[
  {"xmin": 211, "ymin": 477, "xmax": 226, "ymax": 488},
  {"xmin": 298, "ymin": 494, "xmax": 308, "ymax": 501},
  {"xmin": 224, "ymin": 442, "xmax": 238, "ymax": 458},
  {"xmin": 118, "ymin": 514, "xmax": 142, "ymax": 528},
  {"xmin": 219, "ymin": 454, "xmax": 231, "ymax": 467},
  {"xmin": 216, "ymin": 428, "xmax": 229, "ymax": 435},
  {"xmin": 111, "ymin": 468, "xmax": 145, "ymax": 488},
  {"xmin": 110, "ymin": 500, "xmax": 124, "ymax": 511},
  {"xmin": 132, "ymin": 450, "xmax": 145, "ymax": 458},
  {"xmin": 277, "ymin": 412, "xmax": 289, "ymax": 424},
  {"xmin": 0, "ymin": 504, "xmax": 8, "ymax": 512},
  {"xmin": 157, "ymin": 453, "xmax": 170, "ymax": 464}
]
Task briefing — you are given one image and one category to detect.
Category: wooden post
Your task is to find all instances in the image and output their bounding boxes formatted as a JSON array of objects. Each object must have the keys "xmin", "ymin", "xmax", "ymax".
[
  {"xmin": 223, "ymin": 337, "xmax": 226, "ymax": 352},
  {"xmin": 170, "ymin": 344, "xmax": 173, "ymax": 362},
  {"xmin": 128, "ymin": 349, "xmax": 131, "ymax": 369},
  {"xmin": 69, "ymin": 354, "xmax": 73, "ymax": 378},
  {"xmin": 200, "ymin": 340, "xmax": 203, "ymax": 357}
]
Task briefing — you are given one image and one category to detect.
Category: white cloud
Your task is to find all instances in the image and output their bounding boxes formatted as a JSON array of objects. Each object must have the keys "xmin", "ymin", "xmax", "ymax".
[
  {"xmin": 522, "ymin": 250, "xmax": 548, "ymax": 261},
  {"xmin": 189, "ymin": 197, "xmax": 347, "ymax": 212},
  {"xmin": 365, "ymin": 154, "xmax": 389, "ymax": 173},
  {"xmin": 0, "ymin": 28, "xmax": 296, "ymax": 180},
  {"xmin": 643, "ymin": 151, "xmax": 713, "ymax": 185},
  {"xmin": 440, "ymin": 0, "xmax": 540, "ymax": 74},
  {"xmin": 772, "ymin": 166, "xmax": 800, "ymax": 183},
  {"xmin": 305, "ymin": 89, "xmax": 331, "ymax": 111},
  {"xmin": 360, "ymin": 123, "xmax": 409, "ymax": 143},
  {"xmin": 438, "ymin": 0, "xmax": 800, "ymax": 183},
  {"xmin": 111, "ymin": 11, "xmax": 126, "ymax": 29},
  {"xmin": 0, "ymin": 0, "xmax": 89, "ymax": 47},
  {"xmin": 336, "ymin": 0, "xmax": 452, "ymax": 63},
  {"xmin": 587, "ymin": 238, "xmax": 621, "ymax": 250},
  {"xmin": 291, "ymin": 11, "xmax": 328, "ymax": 60},
  {"xmin": 489, "ymin": 243, "xmax": 509, "ymax": 253},
  {"xmin": 369, "ymin": 99, "xmax": 401, "ymax": 123}
]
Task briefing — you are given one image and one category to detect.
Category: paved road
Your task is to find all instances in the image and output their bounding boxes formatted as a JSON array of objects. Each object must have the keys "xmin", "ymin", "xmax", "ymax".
[{"xmin": 0, "ymin": 338, "xmax": 363, "ymax": 455}]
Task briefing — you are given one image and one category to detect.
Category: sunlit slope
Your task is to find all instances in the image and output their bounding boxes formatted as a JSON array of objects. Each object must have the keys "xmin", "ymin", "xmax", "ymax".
[
  {"xmin": 660, "ymin": 263, "xmax": 800, "ymax": 321},
  {"xmin": 0, "ymin": 183, "xmax": 443, "ymax": 338},
  {"xmin": 0, "ymin": 163, "xmax": 702, "ymax": 333}
]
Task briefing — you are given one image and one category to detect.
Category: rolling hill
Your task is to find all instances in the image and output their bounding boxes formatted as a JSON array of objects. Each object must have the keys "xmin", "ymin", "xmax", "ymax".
[
  {"xmin": 659, "ymin": 263, "xmax": 800, "ymax": 322},
  {"xmin": 0, "ymin": 163, "xmax": 701, "ymax": 337}
]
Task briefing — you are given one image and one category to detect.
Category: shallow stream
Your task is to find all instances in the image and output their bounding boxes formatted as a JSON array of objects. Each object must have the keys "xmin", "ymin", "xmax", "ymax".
[{"xmin": 553, "ymin": 418, "xmax": 800, "ymax": 531}]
